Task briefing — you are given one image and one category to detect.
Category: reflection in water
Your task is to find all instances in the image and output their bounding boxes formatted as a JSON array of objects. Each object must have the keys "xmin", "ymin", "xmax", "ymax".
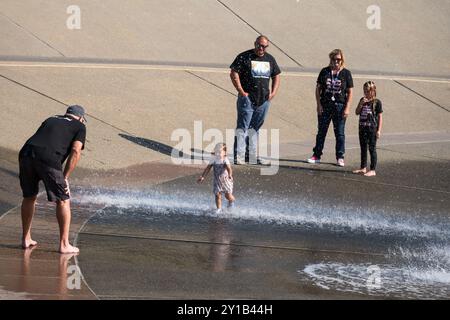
[
  {"xmin": 209, "ymin": 219, "xmax": 232, "ymax": 272},
  {"xmin": 17, "ymin": 246, "xmax": 79, "ymax": 298},
  {"xmin": 75, "ymin": 187, "xmax": 450, "ymax": 299}
]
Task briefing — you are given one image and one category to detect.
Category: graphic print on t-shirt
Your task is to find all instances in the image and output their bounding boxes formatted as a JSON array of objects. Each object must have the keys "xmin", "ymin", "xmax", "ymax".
[
  {"xmin": 360, "ymin": 104, "xmax": 371, "ymax": 119},
  {"xmin": 251, "ymin": 61, "xmax": 270, "ymax": 79},
  {"xmin": 325, "ymin": 77, "xmax": 342, "ymax": 95},
  {"xmin": 360, "ymin": 103, "xmax": 375, "ymax": 127}
]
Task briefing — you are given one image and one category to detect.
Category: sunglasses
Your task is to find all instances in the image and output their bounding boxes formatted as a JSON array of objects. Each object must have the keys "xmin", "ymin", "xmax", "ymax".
[
  {"xmin": 332, "ymin": 57, "xmax": 342, "ymax": 62},
  {"xmin": 256, "ymin": 43, "xmax": 269, "ymax": 50}
]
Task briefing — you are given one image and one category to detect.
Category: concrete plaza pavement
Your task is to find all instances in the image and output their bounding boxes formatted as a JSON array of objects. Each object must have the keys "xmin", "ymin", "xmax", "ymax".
[{"xmin": 0, "ymin": 1, "xmax": 449, "ymax": 299}]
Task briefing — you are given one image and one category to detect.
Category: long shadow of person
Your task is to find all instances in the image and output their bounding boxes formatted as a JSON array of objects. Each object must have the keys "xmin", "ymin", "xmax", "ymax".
[{"xmin": 119, "ymin": 133, "xmax": 205, "ymax": 161}]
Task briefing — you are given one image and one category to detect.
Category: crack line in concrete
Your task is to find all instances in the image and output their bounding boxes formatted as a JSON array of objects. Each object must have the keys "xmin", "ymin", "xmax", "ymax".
[
  {"xmin": 0, "ymin": 73, "xmax": 134, "ymax": 136},
  {"xmin": 79, "ymin": 231, "xmax": 385, "ymax": 257},
  {"xmin": 0, "ymin": 11, "xmax": 65, "ymax": 57},
  {"xmin": 185, "ymin": 70, "xmax": 304, "ymax": 130},
  {"xmin": 215, "ymin": 0, "xmax": 303, "ymax": 68},
  {"xmin": 393, "ymin": 80, "xmax": 450, "ymax": 113},
  {"xmin": 185, "ymin": 70, "xmax": 236, "ymax": 97}
]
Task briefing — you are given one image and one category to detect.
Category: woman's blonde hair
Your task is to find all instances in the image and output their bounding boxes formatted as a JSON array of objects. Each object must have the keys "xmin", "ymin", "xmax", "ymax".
[
  {"xmin": 363, "ymin": 81, "xmax": 377, "ymax": 99},
  {"xmin": 329, "ymin": 49, "xmax": 345, "ymax": 68}
]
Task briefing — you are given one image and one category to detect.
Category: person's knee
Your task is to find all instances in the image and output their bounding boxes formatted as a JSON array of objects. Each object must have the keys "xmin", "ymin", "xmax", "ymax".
[
  {"xmin": 225, "ymin": 193, "xmax": 234, "ymax": 201},
  {"xmin": 236, "ymin": 128, "xmax": 247, "ymax": 135},
  {"xmin": 56, "ymin": 199, "xmax": 70, "ymax": 207},
  {"xmin": 335, "ymin": 130, "xmax": 345, "ymax": 138},
  {"xmin": 24, "ymin": 195, "xmax": 38, "ymax": 202}
]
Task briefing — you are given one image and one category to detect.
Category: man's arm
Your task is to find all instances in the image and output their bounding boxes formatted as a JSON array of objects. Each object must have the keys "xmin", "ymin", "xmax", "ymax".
[
  {"xmin": 63, "ymin": 140, "xmax": 83, "ymax": 180},
  {"xmin": 230, "ymin": 70, "xmax": 248, "ymax": 97},
  {"xmin": 269, "ymin": 74, "xmax": 280, "ymax": 101}
]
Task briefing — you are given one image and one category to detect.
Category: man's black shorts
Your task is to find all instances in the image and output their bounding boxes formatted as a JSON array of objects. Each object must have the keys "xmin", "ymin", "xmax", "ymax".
[{"xmin": 19, "ymin": 156, "xmax": 69, "ymax": 202}]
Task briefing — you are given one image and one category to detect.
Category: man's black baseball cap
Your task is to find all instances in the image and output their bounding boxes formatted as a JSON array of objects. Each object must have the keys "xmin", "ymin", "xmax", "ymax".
[{"xmin": 66, "ymin": 105, "xmax": 87, "ymax": 122}]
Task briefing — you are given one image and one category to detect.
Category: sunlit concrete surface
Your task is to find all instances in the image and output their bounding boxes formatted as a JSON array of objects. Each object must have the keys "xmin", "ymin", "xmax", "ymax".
[{"xmin": 0, "ymin": 1, "xmax": 449, "ymax": 299}]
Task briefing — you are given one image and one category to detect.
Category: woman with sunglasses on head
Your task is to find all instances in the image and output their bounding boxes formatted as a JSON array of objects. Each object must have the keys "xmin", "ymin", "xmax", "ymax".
[{"xmin": 307, "ymin": 49, "xmax": 353, "ymax": 167}]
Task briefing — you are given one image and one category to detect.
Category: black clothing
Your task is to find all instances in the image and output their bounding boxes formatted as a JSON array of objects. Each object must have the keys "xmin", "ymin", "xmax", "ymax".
[
  {"xmin": 359, "ymin": 98, "xmax": 383, "ymax": 129},
  {"xmin": 230, "ymin": 49, "xmax": 281, "ymax": 107},
  {"xmin": 19, "ymin": 115, "xmax": 86, "ymax": 201},
  {"xmin": 317, "ymin": 67, "xmax": 353, "ymax": 105},
  {"xmin": 359, "ymin": 127, "xmax": 378, "ymax": 170},
  {"xmin": 20, "ymin": 115, "xmax": 86, "ymax": 169}
]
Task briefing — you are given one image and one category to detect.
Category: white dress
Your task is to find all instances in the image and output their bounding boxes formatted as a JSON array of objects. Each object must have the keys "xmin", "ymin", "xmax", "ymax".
[{"xmin": 210, "ymin": 156, "xmax": 233, "ymax": 194}]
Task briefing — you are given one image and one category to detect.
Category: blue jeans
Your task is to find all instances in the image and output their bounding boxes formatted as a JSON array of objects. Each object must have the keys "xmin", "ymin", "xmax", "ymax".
[
  {"xmin": 234, "ymin": 96, "xmax": 270, "ymax": 161},
  {"xmin": 313, "ymin": 103, "xmax": 346, "ymax": 159}
]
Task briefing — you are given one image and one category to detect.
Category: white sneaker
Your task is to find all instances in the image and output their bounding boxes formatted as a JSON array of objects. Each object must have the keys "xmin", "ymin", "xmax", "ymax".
[
  {"xmin": 307, "ymin": 155, "xmax": 320, "ymax": 164},
  {"xmin": 337, "ymin": 158, "xmax": 345, "ymax": 167},
  {"xmin": 215, "ymin": 208, "xmax": 222, "ymax": 214}
]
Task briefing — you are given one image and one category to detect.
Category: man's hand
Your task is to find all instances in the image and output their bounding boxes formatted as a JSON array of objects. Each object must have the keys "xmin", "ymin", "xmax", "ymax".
[
  {"xmin": 64, "ymin": 178, "xmax": 71, "ymax": 196},
  {"xmin": 376, "ymin": 131, "xmax": 381, "ymax": 139}
]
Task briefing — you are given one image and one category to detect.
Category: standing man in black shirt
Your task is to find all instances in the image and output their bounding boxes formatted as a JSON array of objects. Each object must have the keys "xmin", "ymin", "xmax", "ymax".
[
  {"xmin": 307, "ymin": 49, "xmax": 353, "ymax": 167},
  {"xmin": 230, "ymin": 35, "xmax": 281, "ymax": 165},
  {"xmin": 19, "ymin": 105, "xmax": 87, "ymax": 254}
]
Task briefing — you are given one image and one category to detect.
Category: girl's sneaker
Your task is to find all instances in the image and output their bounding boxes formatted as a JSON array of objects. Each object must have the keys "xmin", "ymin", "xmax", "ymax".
[
  {"xmin": 353, "ymin": 168, "xmax": 367, "ymax": 174},
  {"xmin": 364, "ymin": 170, "xmax": 376, "ymax": 177}
]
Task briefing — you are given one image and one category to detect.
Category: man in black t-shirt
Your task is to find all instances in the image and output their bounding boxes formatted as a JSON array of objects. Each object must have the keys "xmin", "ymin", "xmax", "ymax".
[
  {"xmin": 230, "ymin": 35, "xmax": 281, "ymax": 165},
  {"xmin": 19, "ymin": 105, "xmax": 87, "ymax": 254},
  {"xmin": 307, "ymin": 49, "xmax": 353, "ymax": 167}
]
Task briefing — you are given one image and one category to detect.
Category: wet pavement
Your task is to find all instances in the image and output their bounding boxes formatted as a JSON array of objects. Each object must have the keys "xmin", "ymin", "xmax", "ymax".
[
  {"xmin": 0, "ymin": 0, "xmax": 449, "ymax": 300},
  {"xmin": 73, "ymin": 143, "xmax": 449, "ymax": 299}
]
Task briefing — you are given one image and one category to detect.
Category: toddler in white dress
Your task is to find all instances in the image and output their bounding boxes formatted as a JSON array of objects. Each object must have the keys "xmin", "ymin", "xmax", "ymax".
[{"xmin": 197, "ymin": 143, "xmax": 235, "ymax": 212}]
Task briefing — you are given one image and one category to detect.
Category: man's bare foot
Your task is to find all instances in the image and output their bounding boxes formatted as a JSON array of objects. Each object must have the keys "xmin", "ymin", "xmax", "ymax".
[
  {"xmin": 22, "ymin": 238, "xmax": 38, "ymax": 249},
  {"xmin": 352, "ymin": 168, "xmax": 367, "ymax": 174},
  {"xmin": 364, "ymin": 170, "xmax": 376, "ymax": 177},
  {"xmin": 59, "ymin": 244, "xmax": 79, "ymax": 254}
]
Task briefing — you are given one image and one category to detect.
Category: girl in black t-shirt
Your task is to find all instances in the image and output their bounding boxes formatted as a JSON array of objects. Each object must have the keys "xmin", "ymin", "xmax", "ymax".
[{"xmin": 353, "ymin": 81, "xmax": 383, "ymax": 177}]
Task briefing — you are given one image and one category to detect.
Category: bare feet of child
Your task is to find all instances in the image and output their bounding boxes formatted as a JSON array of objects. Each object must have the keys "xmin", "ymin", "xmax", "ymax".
[
  {"xmin": 352, "ymin": 168, "xmax": 367, "ymax": 174},
  {"xmin": 364, "ymin": 170, "xmax": 376, "ymax": 177},
  {"xmin": 59, "ymin": 243, "xmax": 80, "ymax": 254}
]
